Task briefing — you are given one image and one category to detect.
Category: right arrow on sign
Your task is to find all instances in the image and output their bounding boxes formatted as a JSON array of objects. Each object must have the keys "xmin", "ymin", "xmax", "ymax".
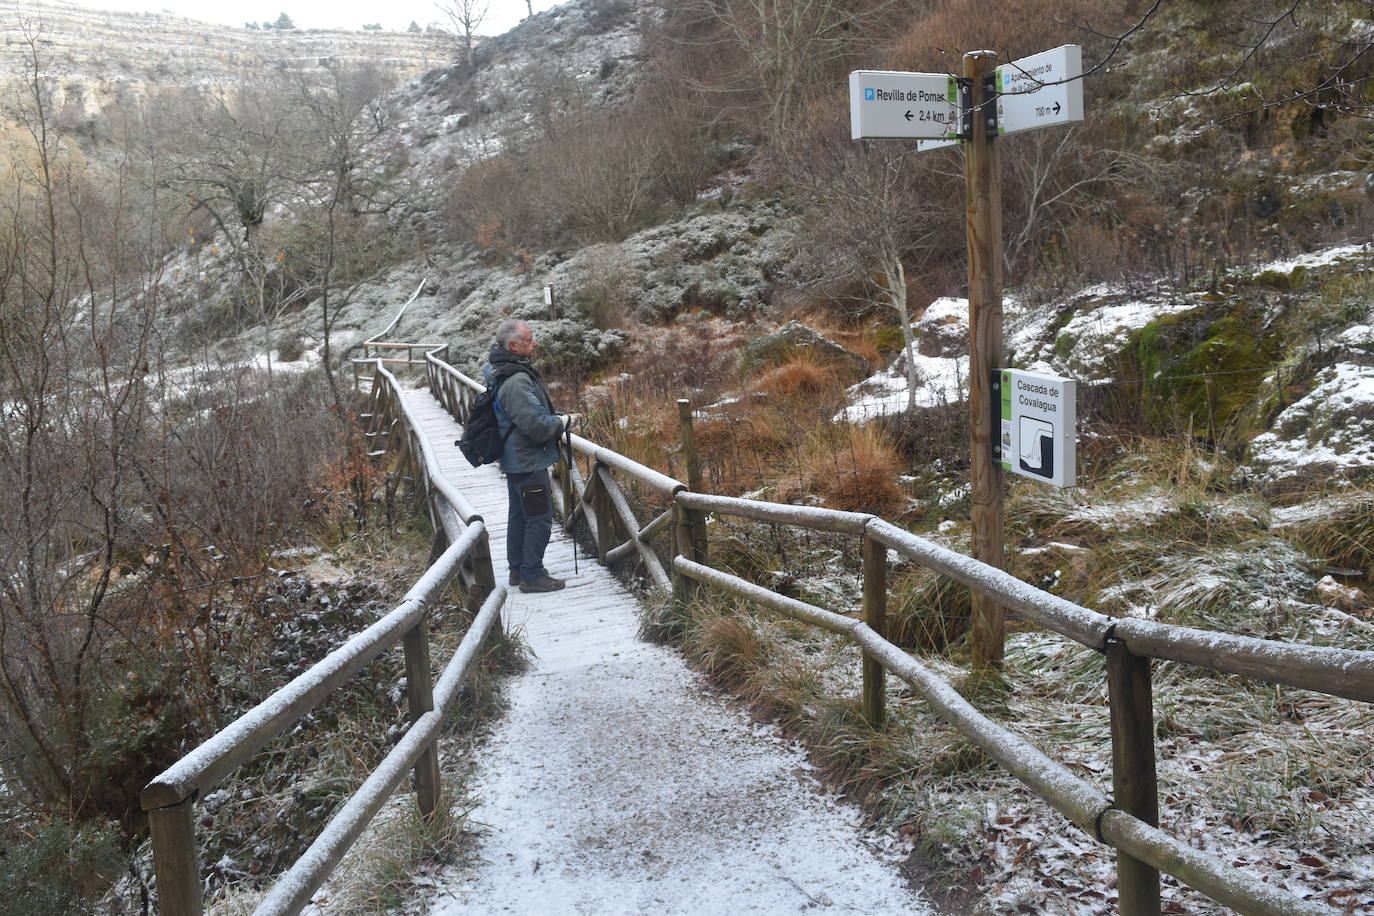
[{"xmin": 995, "ymin": 44, "xmax": 1083, "ymax": 137}]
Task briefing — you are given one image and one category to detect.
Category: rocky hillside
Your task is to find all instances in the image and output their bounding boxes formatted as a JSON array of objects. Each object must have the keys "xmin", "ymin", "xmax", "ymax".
[{"xmin": 1, "ymin": 0, "xmax": 445, "ymax": 123}]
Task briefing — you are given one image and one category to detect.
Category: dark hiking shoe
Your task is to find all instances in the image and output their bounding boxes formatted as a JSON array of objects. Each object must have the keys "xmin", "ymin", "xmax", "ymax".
[
  {"xmin": 509, "ymin": 571, "xmax": 520, "ymax": 586},
  {"xmin": 519, "ymin": 575, "xmax": 566, "ymax": 593}
]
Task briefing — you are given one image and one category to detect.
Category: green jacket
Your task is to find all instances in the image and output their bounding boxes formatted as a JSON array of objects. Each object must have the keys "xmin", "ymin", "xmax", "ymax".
[{"xmin": 485, "ymin": 349, "xmax": 562, "ymax": 474}]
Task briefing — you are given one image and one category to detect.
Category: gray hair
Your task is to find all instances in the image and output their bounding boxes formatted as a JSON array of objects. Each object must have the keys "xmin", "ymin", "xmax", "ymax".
[{"xmin": 495, "ymin": 319, "xmax": 528, "ymax": 349}]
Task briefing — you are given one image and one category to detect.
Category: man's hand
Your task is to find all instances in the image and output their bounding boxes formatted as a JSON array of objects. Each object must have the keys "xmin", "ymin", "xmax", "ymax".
[{"xmin": 560, "ymin": 413, "xmax": 582, "ymax": 431}]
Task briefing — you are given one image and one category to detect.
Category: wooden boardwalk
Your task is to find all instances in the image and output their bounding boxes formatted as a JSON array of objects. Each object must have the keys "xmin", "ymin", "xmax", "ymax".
[{"xmin": 402, "ymin": 387, "xmax": 930, "ymax": 915}]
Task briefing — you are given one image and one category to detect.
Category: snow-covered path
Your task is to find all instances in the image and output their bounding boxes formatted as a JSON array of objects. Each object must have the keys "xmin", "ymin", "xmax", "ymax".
[{"xmin": 402, "ymin": 387, "xmax": 932, "ymax": 915}]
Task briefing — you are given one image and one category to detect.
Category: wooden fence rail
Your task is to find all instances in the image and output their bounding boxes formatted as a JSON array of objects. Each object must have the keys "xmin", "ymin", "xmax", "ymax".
[
  {"xmin": 147, "ymin": 309, "xmax": 1369, "ymax": 916},
  {"xmin": 421, "ymin": 350, "xmax": 1367, "ymax": 916},
  {"xmin": 143, "ymin": 355, "xmax": 501, "ymax": 916}
]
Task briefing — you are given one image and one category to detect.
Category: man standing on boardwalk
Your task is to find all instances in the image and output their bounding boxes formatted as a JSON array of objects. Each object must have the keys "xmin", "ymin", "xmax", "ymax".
[{"xmin": 485, "ymin": 319, "xmax": 578, "ymax": 593}]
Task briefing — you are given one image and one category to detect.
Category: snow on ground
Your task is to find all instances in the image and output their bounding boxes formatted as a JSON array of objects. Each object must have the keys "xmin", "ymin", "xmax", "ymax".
[
  {"xmin": 835, "ymin": 298, "xmax": 970, "ymax": 422},
  {"xmin": 388, "ymin": 389, "xmax": 933, "ymax": 915},
  {"xmin": 429, "ymin": 601, "xmax": 928, "ymax": 915},
  {"xmin": 834, "ymin": 350, "xmax": 969, "ymax": 422},
  {"xmin": 1245, "ymin": 240, "xmax": 1371, "ymax": 277},
  {"xmin": 1010, "ymin": 289, "xmax": 1201, "ymax": 380},
  {"xmin": 1244, "ymin": 362, "xmax": 1374, "ymax": 487}
]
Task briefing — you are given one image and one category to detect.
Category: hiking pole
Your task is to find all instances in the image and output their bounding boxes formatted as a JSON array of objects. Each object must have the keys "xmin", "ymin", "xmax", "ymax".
[{"xmin": 565, "ymin": 419, "xmax": 579, "ymax": 576}]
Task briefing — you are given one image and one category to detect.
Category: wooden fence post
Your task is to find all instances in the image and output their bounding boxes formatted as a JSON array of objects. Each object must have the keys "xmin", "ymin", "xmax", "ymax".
[
  {"xmin": 591, "ymin": 463, "xmax": 616, "ymax": 562},
  {"xmin": 671, "ymin": 503, "xmax": 698, "ymax": 610},
  {"xmin": 403, "ymin": 617, "xmax": 441, "ymax": 821},
  {"xmin": 556, "ymin": 452, "xmax": 575, "ymax": 531},
  {"xmin": 862, "ymin": 531, "xmax": 888, "ymax": 728},
  {"xmin": 148, "ymin": 797, "xmax": 202, "ymax": 916},
  {"xmin": 1107, "ymin": 637, "xmax": 1161, "ymax": 916},
  {"xmin": 676, "ymin": 399, "xmax": 709, "ymax": 565}
]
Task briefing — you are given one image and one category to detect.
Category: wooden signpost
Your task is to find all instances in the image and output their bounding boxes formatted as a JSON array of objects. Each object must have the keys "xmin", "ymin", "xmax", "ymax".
[{"xmin": 850, "ymin": 46, "xmax": 1084, "ymax": 670}]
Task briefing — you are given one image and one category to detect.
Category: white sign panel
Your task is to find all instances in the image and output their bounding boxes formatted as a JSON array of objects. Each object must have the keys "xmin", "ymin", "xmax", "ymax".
[
  {"xmin": 999, "ymin": 368, "xmax": 1076, "ymax": 488},
  {"xmin": 995, "ymin": 44, "xmax": 1083, "ymax": 136},
  {"xmin": 850, "ymin": 70, "xmax": 959, "ymax": 140}
]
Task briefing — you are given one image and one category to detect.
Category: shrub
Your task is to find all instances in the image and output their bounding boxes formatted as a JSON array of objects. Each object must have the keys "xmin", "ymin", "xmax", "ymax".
[
  {"xmin": 573, "ymin": 243, "xmax": 642, "ymax": 329},
  {"xmin": 0, "ymin": 818, "xmax": 125, "ymax": 916},
  {"xmin": 276, "ymin": 334, "xmax": 306, "ymax": 362},
  {"xmin": 799, "ymin": 424, "xmax": 905, "ymax": 515}
]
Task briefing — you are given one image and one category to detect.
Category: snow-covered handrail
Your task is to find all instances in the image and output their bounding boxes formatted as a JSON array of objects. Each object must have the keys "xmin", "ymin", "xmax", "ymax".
[
  {"xmin": 252, "ymin": 585, "xmax": 508, "ymax": 916},
  {"xmin": 670, "ymin": 494, "xmax": 1374, "ymax": 702},
  {"xmin": 671, "ymin": 556, "xmax": 1333, "ymax": 916},
  {"xmin": 372, "ymin": 361, "xmax": 483, "ymax": 529},
  {"xmin": 362, "ymin": 278, "xmax": 426, "ymax": 348},
  {"xmin": 141, "ymin": 522, "xmax": 499, "ymax": 915},
  {"xmin": 425, "ymin": 352, "xmax": 687, "ymax": 496},
  {"xmin": 349, "ymin": 280, "xmax": 450, "ymax": 390}
]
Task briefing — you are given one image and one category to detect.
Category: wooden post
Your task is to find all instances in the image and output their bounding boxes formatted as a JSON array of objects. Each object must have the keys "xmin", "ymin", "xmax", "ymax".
[
  {"xmin": 861, "ymin": 531, "xmax": 888, "ymax": 728},
  {"xmin": 1107, "ymin": 637, "xmax": 1161, "ymax": 916},
  {"xmin": 677, "ymin": 399, "xmax": 702, "ymax": 493},
  {"xmin": 591, "ymin": 463, "xmax": 615, "ymax": 562},
  {"xmin": 556, "ymin": 451, "xmax": 575, "ymax": 529},
  {"xmin": 148, "ymin": 797, "xmax": 202, "ymax": 916},
  {"xmin": 965, "ymin": 49, "xmax": 1007, "ymax": 670},
  {"xmin": 671, "ymin": 503, "xmax": 698, "ymax": 609},
  {"xmin": 676, "ymin": 398, "xmax": 708, "ymax": 564},
  {"xmin": 467, "ymin": 531, "xmax": 499, "ymax": 632},
  {"xmin": 403, "ymin": 618, "xmax": 441, "ymax": 821}
]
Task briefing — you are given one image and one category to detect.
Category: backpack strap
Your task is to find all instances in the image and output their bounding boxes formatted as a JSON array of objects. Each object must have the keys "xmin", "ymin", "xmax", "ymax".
[{"xmin": 487, "ymin": 363, "xmax": 537, "ymax": 447}]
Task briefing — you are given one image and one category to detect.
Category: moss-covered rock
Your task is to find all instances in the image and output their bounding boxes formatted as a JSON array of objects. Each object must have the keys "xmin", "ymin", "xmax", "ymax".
[
  {"xmin": 740, "ymin": 320, "xmax": 869, "ymax": 375},
  {"xmin": 1131, "ymin": 299, "xmax": 1282, "ymax": 443}
]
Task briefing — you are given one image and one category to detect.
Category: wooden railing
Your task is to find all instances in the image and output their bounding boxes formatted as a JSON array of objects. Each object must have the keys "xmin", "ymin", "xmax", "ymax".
[
  {"xmin": 141, "ymin": 361, "xmax": 502, "ymax": 916},
  {"xmin": 423, "ymin": 352, "xmax": 1370, "ymax": 916},
  {"xmin": 144, "ymin": 304, "xmax": 1371, "ymax": 914},
  {"xmin": 426, "ymin": 352, "xmax": 682, "ymax": 592},
  {"xmin": 348, "ymin": 279, "xmax": 447, "ymax": 391}
]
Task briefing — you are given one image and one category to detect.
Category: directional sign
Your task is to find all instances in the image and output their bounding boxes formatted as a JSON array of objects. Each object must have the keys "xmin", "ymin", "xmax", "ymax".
[
  {"xmin": 917, "ymin": 137, "xmax": 960, "ymax": 152},
  {"xmin": 849, "ymin": 70, "xmax": 959, "ymax": 140},
  {"xmin": 998, "ymin": 368, "xmax": 1076, "ymax": 487},
  {"xmin": 995, "ymin": 44, "xmax": 1083, "ymax": 136}
]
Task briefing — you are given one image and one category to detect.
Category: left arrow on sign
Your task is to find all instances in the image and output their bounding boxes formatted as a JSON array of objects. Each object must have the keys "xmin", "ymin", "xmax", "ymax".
[{"xmin": 904, "ymin": 110, "xmax": 913, "ymax": 121}]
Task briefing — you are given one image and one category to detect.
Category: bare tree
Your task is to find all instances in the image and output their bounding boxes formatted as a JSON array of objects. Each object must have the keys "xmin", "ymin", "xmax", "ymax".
[
  {"xmin": 149, "ymin": 79, "xmax": 307, "ymax": 369},
  {"xmin": 0, "ymin": 21, "xmax": 166, "ymax": 822},
  {"xmin": 287, "ymin": 62, "xmax": 403, "ymax": 409},
  {"xmin": 661, "ymin": 0, "xmax": 889, "ymax": 137},
  {"xmin": 1000, "ymin": 125, "xmax": 1151, "ymax": 277},
  {"xmin": 788, "ymin": 122, "xmax": 963, "ymax": 411},
  {"xmin": 437, "ymin": 0, "xmax": 490, "ymax": 66}
]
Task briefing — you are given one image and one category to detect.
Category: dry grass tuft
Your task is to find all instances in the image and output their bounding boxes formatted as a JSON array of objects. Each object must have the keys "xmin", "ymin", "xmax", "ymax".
[
  {"xmin": 798, "ymin": 424, "xmax": 906, "ymax": 515},
  {"xmin": 751, "ymin": 354, "xmax": 842, "ymax": 399},
  {"xmin": 682, "ymin": 599, "xmax": 775, "ymax": 691},
  {"xmin": 1281, "ymin": 491, "xmax": 1374, "ymax": 574},
  {"xmin": 887, "ymin": 567, "xmax": 972, "ymax": 653}
]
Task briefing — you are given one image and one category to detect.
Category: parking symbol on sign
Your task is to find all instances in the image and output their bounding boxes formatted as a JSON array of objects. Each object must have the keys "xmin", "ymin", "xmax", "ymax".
[{"xmin": 864, "ymin": 88, "xmax": 875, "ymax": 100}]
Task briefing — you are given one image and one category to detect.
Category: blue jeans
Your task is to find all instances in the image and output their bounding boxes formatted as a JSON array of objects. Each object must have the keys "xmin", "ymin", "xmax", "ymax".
[{"xmin": 505, "ymin": 467, "xmax": 553, "ymax": 582}]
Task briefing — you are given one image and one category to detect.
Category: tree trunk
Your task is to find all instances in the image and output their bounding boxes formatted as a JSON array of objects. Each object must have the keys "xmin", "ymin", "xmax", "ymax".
[{"xmin": 885, "ymin": 258, "xmax": 919, "ymax": 413}]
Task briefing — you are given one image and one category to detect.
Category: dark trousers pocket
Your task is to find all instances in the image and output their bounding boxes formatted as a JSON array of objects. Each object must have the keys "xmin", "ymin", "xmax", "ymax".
[{"xmin": 521, "ymin": 485, "xmax": 550, "ymax": 518}]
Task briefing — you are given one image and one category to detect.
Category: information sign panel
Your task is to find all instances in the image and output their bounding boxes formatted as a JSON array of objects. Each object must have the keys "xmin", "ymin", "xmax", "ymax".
[
  {"xmin": 995, "ymin": 44, "xmax": 1083, "ymax": 136},
  {"xmin": 999, "ymin": 368, "xmax": 1076, "ymax": 487},
  {"xmin": 849, "ymin": 70, "xmax": 959, "ymax": 140}
]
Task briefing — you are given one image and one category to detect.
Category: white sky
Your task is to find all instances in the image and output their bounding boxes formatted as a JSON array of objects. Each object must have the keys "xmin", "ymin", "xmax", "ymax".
[{"xmin": 56, "ymin": 0, "xmax": 559, "ymax": 35}]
